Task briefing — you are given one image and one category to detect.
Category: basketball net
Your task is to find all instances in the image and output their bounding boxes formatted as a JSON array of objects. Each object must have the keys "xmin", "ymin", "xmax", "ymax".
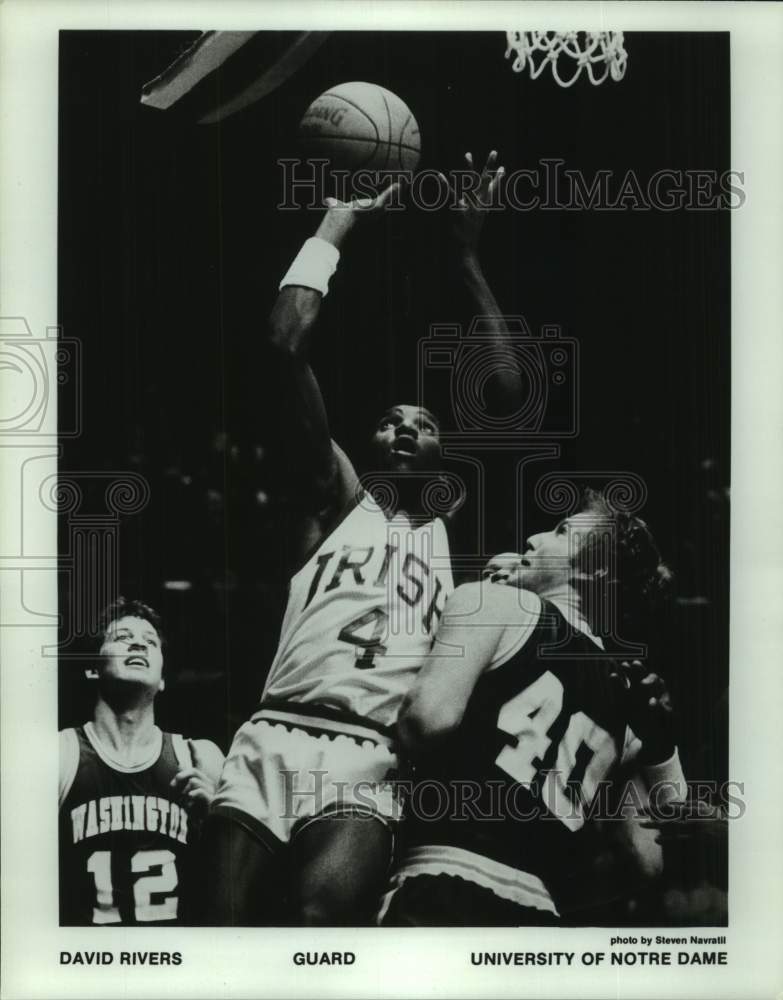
[{"xmin": 505, "ymin": 31, "xmax": 628, "ymax": 88}]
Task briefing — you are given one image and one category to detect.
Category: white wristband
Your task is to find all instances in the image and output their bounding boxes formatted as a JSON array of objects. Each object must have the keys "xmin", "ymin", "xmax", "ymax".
[
  {"xmin": 642, "ymin": 747, "xmax": 687, "ymax": 805},
  {"xmin": 279, "ymin": 237, "xmax": 340, "ymax": 297}
]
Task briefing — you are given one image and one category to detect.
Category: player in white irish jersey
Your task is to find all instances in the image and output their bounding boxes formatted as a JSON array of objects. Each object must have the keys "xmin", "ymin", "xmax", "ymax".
[
  {"xmin": 203, "ymin": 151, "xmax": 523, "ymax": 926},
  {"xmin": 262, "ymin": 491, "xmax": 453, "ymax": 725}
]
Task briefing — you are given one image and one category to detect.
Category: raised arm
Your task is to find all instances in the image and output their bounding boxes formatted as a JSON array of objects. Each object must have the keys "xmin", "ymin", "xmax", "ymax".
[
  {"xmin": 442, "ymin": 150, "xmax": 525, "ymax": 416},
  {"xmin": 262, "ymin": 186, "xmax": 401, "ymax": 545}
]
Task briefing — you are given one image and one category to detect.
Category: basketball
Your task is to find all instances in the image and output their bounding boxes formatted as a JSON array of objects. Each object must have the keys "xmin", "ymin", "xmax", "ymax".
[{"xmin": 298, "ymin": 82, "xmax": 421, "ymax": 173}]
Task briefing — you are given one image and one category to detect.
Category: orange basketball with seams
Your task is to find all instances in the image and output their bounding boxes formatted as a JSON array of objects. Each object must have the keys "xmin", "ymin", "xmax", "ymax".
[{"xmin": 298, "ymin": 81, "xmax": 421, "ymax": 172}]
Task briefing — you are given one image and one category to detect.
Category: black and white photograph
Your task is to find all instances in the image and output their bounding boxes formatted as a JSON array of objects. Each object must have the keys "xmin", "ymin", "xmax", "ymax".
[{"xmin": 1, "ymin": 3, "xmax": 782, "ymax": 999}]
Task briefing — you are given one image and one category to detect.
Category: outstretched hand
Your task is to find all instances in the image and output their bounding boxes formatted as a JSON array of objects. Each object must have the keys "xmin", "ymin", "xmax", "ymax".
[
  {"xmin": 610, "ymin": 658, "xmax": 676, "ymax": 764},
  {"xmin": 439, "ymin": 150, "xmax": 505, "ymax": 254},
  {"xmin": 316, "ymin": 181, "xmax": 403, "ymax": 248},
  {"xmin": 324, "ymin": 181, "xmax": 403, "ymax": 219}
]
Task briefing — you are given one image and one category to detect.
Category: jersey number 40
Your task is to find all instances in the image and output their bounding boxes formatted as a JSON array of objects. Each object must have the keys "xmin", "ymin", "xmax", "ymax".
[{"xmin": 495, "ymin": 671, "xmax": 617, "ymax": 832}]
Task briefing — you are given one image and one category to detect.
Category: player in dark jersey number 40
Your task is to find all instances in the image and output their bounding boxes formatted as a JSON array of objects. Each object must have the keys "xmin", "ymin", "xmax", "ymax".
[
  {"xmin": 59, "ymin": 599, "xmax": 224, "ymax": 925},
  {"xmin": 382, "ymin": 490, "xmax": 686, "ymax": 925}
]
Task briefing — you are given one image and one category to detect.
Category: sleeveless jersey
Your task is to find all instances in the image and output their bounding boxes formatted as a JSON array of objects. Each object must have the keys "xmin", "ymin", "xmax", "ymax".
[
  {"xmin": 404, "ymin": 599, "xmax": 636, "ymax": 911},
  {"xmin": 261, "ymin": 493, "xmax": 453, "ymax": 728},
  {"xmin": 59, "ymin": 724, "xmax": 193, "ymax": 925}
]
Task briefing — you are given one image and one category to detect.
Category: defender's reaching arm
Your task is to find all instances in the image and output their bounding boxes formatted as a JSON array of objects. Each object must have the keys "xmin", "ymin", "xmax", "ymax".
[{"xmin": 442, "ymin": 150, "xmax": 524, "ymax": 417}]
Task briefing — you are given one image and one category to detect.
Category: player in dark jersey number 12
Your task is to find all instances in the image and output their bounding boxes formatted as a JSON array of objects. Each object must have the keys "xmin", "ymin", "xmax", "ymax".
[{"xmin": 59, "ymin": 599, "xmax": 224, "ymax": 925}]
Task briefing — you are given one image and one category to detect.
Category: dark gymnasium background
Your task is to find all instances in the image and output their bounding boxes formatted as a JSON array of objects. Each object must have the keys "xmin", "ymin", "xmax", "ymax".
[{"xmin": 58, "ymin": 30, "xmax": 730, "ymax": 918}]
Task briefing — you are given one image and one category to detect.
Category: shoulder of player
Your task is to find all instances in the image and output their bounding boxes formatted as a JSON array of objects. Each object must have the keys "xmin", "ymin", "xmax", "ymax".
[
  {"xmin": 311, "ymin": 439, "xmax": 359, "ymax": 521},
  {"xmin": 185, "ymin": 738, "xmax": 225, "ymax": 779},
  {"xmin": 331, "ymin": 439, "xmax": 358, "ymax": 485},
  {"xmin": 59, "ymin": 727, "xmax": 81, "ymax": 807},
  {"xmin": 444, "ymin": 581, "xmax": 542, "ymax": 625},
  {"xmin": 283, "ymin": 440, "xmax": 360, "ymax": 572},
  {"xmin": 285, "ymin": 439, "xmax": 357, "ymax": 516}
]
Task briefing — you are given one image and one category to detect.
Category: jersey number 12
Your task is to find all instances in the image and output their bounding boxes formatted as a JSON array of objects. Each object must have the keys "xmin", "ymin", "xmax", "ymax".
[{"xmin": 87, "ymin": 849, "xmax": 178, "ymax": 923}]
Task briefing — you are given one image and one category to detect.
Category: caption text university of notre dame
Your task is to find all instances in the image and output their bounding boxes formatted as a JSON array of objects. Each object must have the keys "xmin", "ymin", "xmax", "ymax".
[
  {"xmin": 57, "ymin": 939, "xmax": 730, "ymax": 972},
  {"xmin": 471, "ymin": 942, "xmax": 728, "ymax": 967}
]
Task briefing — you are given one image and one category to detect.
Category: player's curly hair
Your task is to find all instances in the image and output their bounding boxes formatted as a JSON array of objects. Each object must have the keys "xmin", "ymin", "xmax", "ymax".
[
  {"xmin": 98, "ymin": 597, "xmax": 165, "ymax": 648},
  {"xmin": 572, "ymin": 488, "xmax": 673, "ymax": 639}
]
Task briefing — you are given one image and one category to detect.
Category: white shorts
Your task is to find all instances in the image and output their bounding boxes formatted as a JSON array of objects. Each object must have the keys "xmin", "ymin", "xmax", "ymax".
[
  {"xmin": 376, "ymin": 845, "xmax": 559, "ymax": 924},
  {"xmin": 210, "ymin": 707, "xmax": 403, "ymax": 849}
]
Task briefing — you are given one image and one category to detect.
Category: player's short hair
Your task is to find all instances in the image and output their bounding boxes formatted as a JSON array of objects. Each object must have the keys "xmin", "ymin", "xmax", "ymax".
[
  {"xmin": 98, "ymin": 597, "xmax": 165, "ymax": 648},
  {"xmin": 572, "ymin": 488, "xmax": 673, "ymax": 637},
  {"xmin": 376, "ymin": 403, "xmax": 441, "ymax": 432}
]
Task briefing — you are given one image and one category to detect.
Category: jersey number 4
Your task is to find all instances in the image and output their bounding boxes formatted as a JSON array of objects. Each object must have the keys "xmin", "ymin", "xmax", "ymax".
[
  {"xmin": 87, "ymin": 849, "xmax": 178, "ymax": 923},
  {"xmin": 495, "ymin": 671, "xmax": 617, "ymax": 832},
  {"xmin": 338, "ymin": 608, "xmax": 388, "ymax": 669}
]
